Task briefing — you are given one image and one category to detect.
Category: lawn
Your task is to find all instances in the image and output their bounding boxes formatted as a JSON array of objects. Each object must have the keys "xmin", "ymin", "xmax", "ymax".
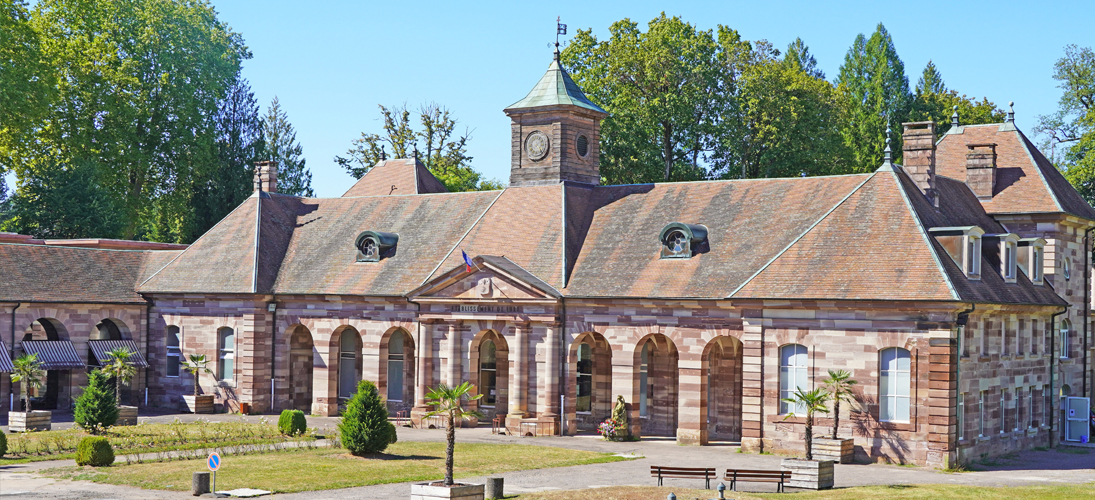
[
  {"xmin": 42, "ymin": 442, "xmax": 628, "ymax": 493},
  {"xmin": 514, "ymin": 484, "xmax": 1095, "ymax": 500},
  {"xmin": 0, "ymin": 418, "xmax": 316, "ymax": 464}
]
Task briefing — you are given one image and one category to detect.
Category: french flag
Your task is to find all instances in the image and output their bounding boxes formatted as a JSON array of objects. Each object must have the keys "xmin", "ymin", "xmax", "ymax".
[{"xmin": 462, "ymin": 250, "xmax": 475, "ymax": 273}]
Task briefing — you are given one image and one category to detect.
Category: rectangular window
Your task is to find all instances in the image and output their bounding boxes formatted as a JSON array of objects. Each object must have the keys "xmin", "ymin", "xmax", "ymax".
[
  {"xmin": 1043, "ymin": 384, "xmax": 1051, "ymax": 428},
  {"xmin": 880, "ymin": 348, "xmax": 911, "ymax": 422},
  {"xmin": 1016, "ymin": 387, "xmax": 1023, "ymax": 431},
  {"xmin": 218, "ymin": 327, "xmax": 234, "ymax": 382},
  {"xmin": 958, "ymin": 394, "xmax": 966, "ymax": 441},
  {"xmin": 1017, "ymin": 319, "xmax": 1026, "ymax": 355},
  {"xmin": 1033, "ymin": 246, "xmax": 1044, "ymax": 282},
  {"xmin": 779, "ymin": 344, "xmax": 809, "ymax": 415},
  {"xmin": 1028, "ymin": 386, "xmax": 1035, "ymax": 429},
  {"xmin": 979, "ymin": 391, "xmax": 986, "ymax": 437},
  {"xmin": 166, "ymin": 326, "xmax": 181, "ymax": 378},
  {"xmin": 1000, "ymin": 389, "xmax": 1008, "ymax": 434},
  {"xmin": 1003, "ymin": 320, "xmax": 1011, "ymax": 356}
]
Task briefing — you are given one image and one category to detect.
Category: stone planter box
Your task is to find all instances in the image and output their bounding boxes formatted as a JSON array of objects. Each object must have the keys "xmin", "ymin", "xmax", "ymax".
[
  {"xmin": 10, "ymin": 410, "xmax": 51, "ymax": 432},
  {"xmin": 117, "ymin": 405, "xmax": 138, "ymax": 426},
  {"xmin": 182, "ymin": 395, "xmax": 215, "ymax": 414},
  {"xmin": 811, "ymin": 437, "xmax": 854, "ymax": 464},
  {"xmin": 410, "ymin": 482, "xmax": 485, "ymax": 500},
  {"xmin": 781, "ymin": 458, "xmax": 834, "ymax": 490}
]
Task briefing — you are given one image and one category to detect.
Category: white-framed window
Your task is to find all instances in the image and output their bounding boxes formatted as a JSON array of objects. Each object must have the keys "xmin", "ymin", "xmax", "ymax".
[
  {"xmin": 1000, "ymin": 389, "xmax": 1008, "ymax": 434},
  {"xmin": 386, "ymin": 332, "xmax": 405, "ymax": 402},
  {"xmin": 1060, "ymin": 319, "xmax": 1071, "ymax": 359},
  {"xmin": 166, "ymin": 325, "xmax": 181, "ymax": 377},
  {"xmin": 880, "ymin": 347, "xmax": 911, "ymax": 422},
  {"xmin": 639, "ymin": 341, "xmax": 651, "ymax": 417},
  {"xmin": 965, "ymin": 234, "xmax": 982, "ymax": 278},
  {"xmin": 1042, "ymin": 384, "xmax": 1051, "ymax": 427},
  {"xmin": 1031, "ymin": 245, "xmax": 1044, "ymax": 284},
  {"xmin": 1002, "ymin": 239, "xmax": 1018, "ymax": 282},
  {"xmin": 217, "ymin": 327, "xmax": 234, "ymax": 382},
  {"xmin": 576, "ymin": 343, "xmax": 593, "ymax": 413},
  {"xmin": 1016, "ymin": 387, "xmax": 1024, "ymax": 431},
  {"xmin": 979, "ymin": 391, "xmax": 986, "ymax": 437},
  {"xmin": 779, "ymin": 344, "xmax": 809, "ymax": 415},
  {"xmin": 958, "ymin": 394, "xmax": 966, "ymax": 441}
]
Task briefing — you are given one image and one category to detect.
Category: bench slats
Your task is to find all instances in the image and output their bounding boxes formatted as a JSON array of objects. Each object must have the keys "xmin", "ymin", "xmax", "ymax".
[
  {"xmin": 651, "ymin": 466, "xmax": 715, "ymax": 489},
  {"xmin": 725, "ymin": 468, "xmax": 790, "ymax": 493}
]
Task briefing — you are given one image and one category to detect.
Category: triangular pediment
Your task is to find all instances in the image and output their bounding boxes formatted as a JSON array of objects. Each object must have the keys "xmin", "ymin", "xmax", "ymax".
[{"xmin": 408, "ymin": 255, "xmax": 560, "ymax": 301}]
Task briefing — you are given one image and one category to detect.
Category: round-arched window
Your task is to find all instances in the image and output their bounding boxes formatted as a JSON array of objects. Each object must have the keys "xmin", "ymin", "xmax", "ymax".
[
  {"xmin": 576, "ymin": 135, "xmax": 589, "ymax": 157},
  {"xmin": 1063, "ymin": 258, "xmax": 1071, "ymax": 281},
  {"xmin": 357, "ymin": 236, "xmax": 378, "ymax": 261}
]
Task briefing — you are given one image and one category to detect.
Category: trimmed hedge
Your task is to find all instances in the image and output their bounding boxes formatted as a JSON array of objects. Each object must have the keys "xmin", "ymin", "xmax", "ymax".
[
  {"xmin": 278, "ymin": 409, "xmax": 307, "ymax": 436},
  {"xmin": 0, "ymin": 430, "xmax": 6, "ymax": 458},
  {"xmin": 75, "ymin": 436, "xmax": 114, "ymax": 466}
]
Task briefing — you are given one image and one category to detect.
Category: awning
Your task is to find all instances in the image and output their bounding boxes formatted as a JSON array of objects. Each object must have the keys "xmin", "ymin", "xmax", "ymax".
[
  {"xmin": 20, "ymin": 341, "xmax": 85, "ymax": 370},
  {"xmin": 88, "ymin": 340, "xmax": 149, "ymax": 368},
  {"xmin": 0, "ymin": 341, "xmax": 13, "ymax": 373}
]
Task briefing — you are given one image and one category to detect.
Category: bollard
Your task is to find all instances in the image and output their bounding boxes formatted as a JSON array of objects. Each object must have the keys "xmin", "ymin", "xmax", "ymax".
[
  {"xmin": 192, "ymin": 471, "xmax": 210, "ymax": 496},
  {"xmin": 668, "ymin": 494, "xmax": 677, "ymax": 500},
  {"xmin": 486, "ymin": 477, "xmax": 504, "ymax": 499},
  {"xmin": 714, "ymin": 482, "xmax": 727, "ymax": 500}
]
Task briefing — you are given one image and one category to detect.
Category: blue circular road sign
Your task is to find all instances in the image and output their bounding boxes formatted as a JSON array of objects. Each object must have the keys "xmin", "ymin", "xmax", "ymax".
[{"xmin": 207, "ymin": 452, "xmax": 221, "ymax": 472}]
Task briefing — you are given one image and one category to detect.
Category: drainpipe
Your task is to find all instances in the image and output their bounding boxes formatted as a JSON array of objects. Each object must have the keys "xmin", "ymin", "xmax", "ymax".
[
  {"xmin": 1084, "ymin": 227, "xmax": 1093, "ymax": 398},
  {"xmin": 144, "ymin": 297, "xmax": 152, "ymax": 404},
  {"xmin": 1050, "ymin": 305, "xmax": 1069, "ymax": 447},
  {"xmin": 955, "ymin": 304, "xmax": 973, "ymax": 456},
  {"xmin": 268, "ymin": 295, "xmax": 278, "ymax": 414},
  {"xmin": 9, "ymin": 302, "xmax": 19, "ymax": 413},
  {"xmin": 559, "ymin": 296, "xmax": 567, "ymax": 436}
]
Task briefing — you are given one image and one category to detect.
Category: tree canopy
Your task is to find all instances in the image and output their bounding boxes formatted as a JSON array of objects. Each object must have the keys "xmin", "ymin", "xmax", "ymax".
[
  {"xmin": 1038, "ymin": 45, "xmax": 1095, "ymax": 205},
  {"xmin": 262, "ymin": 97, "xmax": 313, "ymax": 197}
]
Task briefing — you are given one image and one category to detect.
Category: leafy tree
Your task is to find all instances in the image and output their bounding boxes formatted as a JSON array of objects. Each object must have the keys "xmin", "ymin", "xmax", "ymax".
[
  {"xmin": 1037, "ymin": 45, "xmax": 1095, "ymax": 205},
  {"xmin": 783, "ymin": 37, "xmax": 825, "ymax": 79},
  {"xmin": 821, "ymin": 369, "xmax": 857, "ymax": 439},
  {"xmin": 781, "ymin": 387, "xmax": 831, "ymax": 460},
  {"xmin": 74, "ymin": 369, "xmax": 119, "ymax": 434},
  {"xmin": 562, "ymin": 14, "xmax": 727, "ymax": 183},
  {"xmin": 11, "ymin": 353, "xmax": 43, "ymax": 412},
  {"xmin": 0, "ymin": 0, "xmax": 55, "ymax": 174},
  {"xmin": 191, "ymin": 72, "xmax": 265, "ymax": 238},
  {"xmin": 909, "ymin": 61, "xmax": 1005, "ymax": 136},
  {"xmin": 261, "ymin": 96, "xmax": 313, "ymax": 197},
  {"xmin": 0, "ymin": 158, "xmax": 121, "ymax": 239},
  {"xmin": 183, "ymin": 354, "xmax": 214, "ymax": 396},
  {"xmin": 336, "ymin": 103, "xmax": 501, "ymax": 191},
  {"xmin": 835, "ymin": 23, "xmax": 912, "ymax": 172},
  {"xmin": 23, "ymin": 0, "xmax": 248, "ymax": 240},
  {"xmin": 102, "ymin": 347, "xmax": 137, "ymax": 405},
  {"xmin": 425, "ymin": 382, "xmax": 483, "ymax": 486},
  {"xmin": 338, "ymin": 380, "xmax": 397, "ymax": 456}
]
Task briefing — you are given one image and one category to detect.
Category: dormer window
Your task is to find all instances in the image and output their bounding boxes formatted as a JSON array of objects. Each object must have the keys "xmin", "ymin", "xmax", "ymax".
[
  {"xmin": 1018, "ymin": 238, "xmax": 1046, "ymax": 285},
  {"xmin": 658, "ymin": 222, "xmax": 708, "ymax": 259},
  {"xmin": 965, "ymin": 234, "xmax": 981, "ymax": 278},
  {"xmin": 1002, "ymin": 237, "xmax": 1018, "ymax": 283},
  {"xmin": 928, "ymin": 226, "xmax": 984, "ymax": 280},
  {"xmin": 355, "ymin": 231, "xmax": 398, "ymax": 262}
]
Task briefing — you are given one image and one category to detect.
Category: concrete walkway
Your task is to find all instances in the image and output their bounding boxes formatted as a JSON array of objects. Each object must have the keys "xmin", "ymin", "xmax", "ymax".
[{"xmin": 2, "ymin": 415, "xmax": 1093, "ymax": 499}]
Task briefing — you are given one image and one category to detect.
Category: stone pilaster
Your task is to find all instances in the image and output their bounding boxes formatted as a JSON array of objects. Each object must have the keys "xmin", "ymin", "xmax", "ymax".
[
  {"xmin": 411, "ymin": 321, "xmax": 435, "ymax": 425},
  {"xmin": 542, "ymin": 322, "xmax": 560, "ymax": 418},
  {"xmin": 926, "ymin": 335, "xmax": 958, "ymax": 468},
  {"xmin": 740, "ymin": 314, "xmax": 765, "ymax": 453},
  {"xmin": 505, "ymin": 322, "xmax": 529, "ymax": 431},
  {"xmin": 676, "ymin": 348, "xmax": 707, "ymax": 445},
  {"xmin": 444, "ymin": 321, "xmax": 462, "ymax": 387}
]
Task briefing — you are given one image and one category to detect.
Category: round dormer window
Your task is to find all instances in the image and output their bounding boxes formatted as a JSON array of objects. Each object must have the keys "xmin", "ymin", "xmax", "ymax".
[
  {"xmin": 576, "ymin": 134, "xmax": 589, "ymax": 157},
  {"xmin": 665, "ymin": 230, "xmax": 689, "ymax": 256},
  {"xmin": 357, "ymin": 237, "xmax": 378, "ymax": 261}
]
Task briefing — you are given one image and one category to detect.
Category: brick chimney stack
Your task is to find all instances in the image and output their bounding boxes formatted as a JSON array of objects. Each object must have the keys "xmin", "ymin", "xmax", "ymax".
[
  {"xmin": 254, "ymin": 161, "xmax": 277, "ymax": 193},
  {"xmin": 965, "ymin": 143, "xmax": 997, "ymax": 200},
  {"xmin": 901, "ymin": 121, "xmax": 938, "ymax": 207}
]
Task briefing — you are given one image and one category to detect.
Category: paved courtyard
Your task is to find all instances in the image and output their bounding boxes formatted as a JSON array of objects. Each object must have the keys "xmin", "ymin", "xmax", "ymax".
[{"xmin": 1, "ymin": 411, "xmax": 1093, "ymax": 499}]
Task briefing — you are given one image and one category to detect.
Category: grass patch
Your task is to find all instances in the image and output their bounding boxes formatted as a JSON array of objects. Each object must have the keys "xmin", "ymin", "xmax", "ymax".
[
  {"xmin": 1, "ymin": 417, "xmax": 317, "ymax": 463},
  {"xmin": 514, "ymin": 484, "xmax": 1095, "ymax": 500},
  {"xmin": 41, "ymin": 442, "xmax": 628, "ymax": 493}
]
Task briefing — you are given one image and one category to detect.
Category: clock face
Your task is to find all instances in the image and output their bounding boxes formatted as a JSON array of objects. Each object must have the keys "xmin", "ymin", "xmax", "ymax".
[{"xmin": 525, "ymin": 131, "xmax": 550, "ymax": 161}]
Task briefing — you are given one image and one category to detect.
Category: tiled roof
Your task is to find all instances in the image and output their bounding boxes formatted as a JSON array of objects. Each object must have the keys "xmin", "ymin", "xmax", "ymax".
[
  {"xmin": 505, "ymin": 56, "xmax": 608, "ymax": 115},
  {"xmin": 935, "ymin": 124, "xmax": 1095, "ymax": 220},
  {"xmin": 341, "ymin": 159, "xmax": 449, "ymax": 198},
  {"xmin": 0, "ymin": 243, "xmax": 179, "ymax": 303}
]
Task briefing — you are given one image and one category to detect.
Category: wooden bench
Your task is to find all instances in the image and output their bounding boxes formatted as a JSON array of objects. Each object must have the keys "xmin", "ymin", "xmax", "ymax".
[
  {"xmin": 650, "ymin": 466, "xmax": 716, "ymax": 489},
  {"xmin": 724, "ymin": 469, "xmax": 790, "ymax": 493}
]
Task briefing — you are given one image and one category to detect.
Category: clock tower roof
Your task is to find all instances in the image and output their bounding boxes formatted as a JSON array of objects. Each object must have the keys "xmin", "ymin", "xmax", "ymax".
[{"xmin": 504, "ymin": 54, "xmax": 607, "ymax": 116}]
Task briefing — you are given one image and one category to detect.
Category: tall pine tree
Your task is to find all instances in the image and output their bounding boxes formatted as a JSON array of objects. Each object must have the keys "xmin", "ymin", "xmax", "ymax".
[
  {"xmin": 783, "ymin": 37, "xmax": 825, "ymax": 79},
  {"xmin": 916, "ymin": 60, "xmax": 946, "ymax": 95},
  {"xmin": 910, "ymin": 61, "xmax": 1005, "ymax": 136},
  {"xmin": 835, "ymin": 23, "xmax": 912, "ymax": 172},
  {"xmin": 261, "ymin": 97, "xmax": 313, "ymax": 197}
]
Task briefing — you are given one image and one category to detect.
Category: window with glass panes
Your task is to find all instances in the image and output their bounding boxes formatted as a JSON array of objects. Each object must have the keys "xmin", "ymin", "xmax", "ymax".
[
  {"xmin": 166, "ymin": 326, "xmax": 181, "ymax": 377},
  {"xmin": 387, "ymin": 333, "xmax": 405, "ymax": 402},
  {"xmin": 576, "ymin": 343, "xmax": 593, "ymax": 412},
  {"xmin": 779, "ymin": 344, "xmax": 808, "ymax": 415},
  {"xmin": 218, "ymin": 327, "xmax": 234, "ymax": 381},
  {"xmin": 880, "ymin": 347, "xmax": 911, "ymax": 422},
  {"xmin": 479, "ymin": 340, "xmax": 497, "ymax": 406}
]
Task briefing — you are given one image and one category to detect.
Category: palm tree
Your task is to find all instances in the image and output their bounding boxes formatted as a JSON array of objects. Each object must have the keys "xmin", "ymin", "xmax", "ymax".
[
  {"xmin": 183, "ymin": 354, "xmax": 215, "ymax": 396},
  {"xmin": 12, "ymin": 353, "xmax": 45, "ymax": 412},
  {"xmin": 781, "ymin": 387, "xmax": 831, "ymax": 460},
  {"xmin": 821, "ymin": 369, "xmax": 857, "ymax": 439},
  {"xmin": 425, "ymin": 382, "xmax": 483, "ymax": 486},
  {"xmin": 102, "ymin": 347, "xmax": 137, "ymax": 404}
]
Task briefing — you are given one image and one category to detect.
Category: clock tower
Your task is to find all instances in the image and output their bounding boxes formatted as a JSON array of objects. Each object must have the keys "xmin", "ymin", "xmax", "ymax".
[{"xmin": 504, "ymin": 52, "xmax": 608, "ymax": 187}]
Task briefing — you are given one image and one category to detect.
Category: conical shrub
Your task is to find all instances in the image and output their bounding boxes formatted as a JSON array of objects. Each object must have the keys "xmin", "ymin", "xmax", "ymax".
[
  {"xmin": 338, "ymin": 380, "xmax": 397, "ymax": 455},
  {"xmin": 74, "ymin": 370, "xmax": 119, "ymax": 435}
]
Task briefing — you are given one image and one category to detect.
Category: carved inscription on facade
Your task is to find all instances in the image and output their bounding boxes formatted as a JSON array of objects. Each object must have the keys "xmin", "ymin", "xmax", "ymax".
[{"xmin": 450, "ymin": 304, "xmax": 521, "ymax": 313}]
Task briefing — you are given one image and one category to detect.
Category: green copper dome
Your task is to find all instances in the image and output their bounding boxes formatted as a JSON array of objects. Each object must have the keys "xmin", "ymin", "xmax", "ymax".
[{"xmin": 505, "ymin": 55, "xmax": 607, "ymax": 115}]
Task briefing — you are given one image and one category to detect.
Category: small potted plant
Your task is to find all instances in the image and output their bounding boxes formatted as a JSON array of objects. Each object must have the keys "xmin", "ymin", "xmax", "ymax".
[
  {"xmin": 182, "ymin": 354, "xmax": 215, "ymax": 414},
  {"xmin": 102, "ymin": 347, "xmax": 138, "ymax": 425},
  {"xmin": 812, "ymin": 369, "xmax": 857, "ymax": 463},
  {"xmin": 10, "ymin": 353, "xmax": 50, "ymax": 432},
  {"xmin": 780, "ymin": 387, "xmax": 834, "ymax": 490},
  {"xmin": 410, "ymin": 382, "xmax": 485, "ymax": 499}
]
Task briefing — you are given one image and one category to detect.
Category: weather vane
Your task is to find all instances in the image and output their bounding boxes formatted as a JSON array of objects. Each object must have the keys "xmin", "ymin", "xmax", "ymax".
[{"xmin": 555, "ymin": 16, "xmax": 567, "ymax": 55}]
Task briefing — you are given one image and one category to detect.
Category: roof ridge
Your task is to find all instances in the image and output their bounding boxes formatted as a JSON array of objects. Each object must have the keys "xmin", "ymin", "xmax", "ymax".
[
  {"xmin": 421, "ymin": 188, "xmax": 508, "ymax": 285},
  {"xmin": 483, "ymin": 254, "xmax": 562, "ymax": 296},
  {"xmin": 137, "ymin": 196, "xmax": 257, "ymax": 290},
  {"xmin": 728, "ymin": 172, "xmax": 876, "ymax": 298},
  {"xmin": 888, "ymin": 166, "xmax": 961, "ymax": 300}
]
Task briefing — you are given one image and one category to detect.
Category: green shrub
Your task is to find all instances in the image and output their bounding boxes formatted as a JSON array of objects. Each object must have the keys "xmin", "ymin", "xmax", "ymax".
[
  {"xmin": 338, "ymin": 380, "xmax": 396, "ymax": 456},
  {"xmin": 75, "ymin": 436, "xmax": 114, "ymax": 466},
  {"xmin": 278, "ymin": 409, "xmax": 307, "ymax": 436},
  {"xmin": 74, "ymin": 370, "xmax": 119, "ymax": 434},
  {"xmin": 0, "ymin": 430, "xmax": 6, "ymax": 458}
]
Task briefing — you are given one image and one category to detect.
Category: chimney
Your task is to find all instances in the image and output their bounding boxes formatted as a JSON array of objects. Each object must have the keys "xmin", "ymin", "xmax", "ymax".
[
  {"xmin": 254, "ymin": 161, "xmax": 277, "ymax": 193},
  {"xmin": 965, "ymin": 143, "xmax": 997, "ymax": 200},
  {"xmin": 902, "ymin": 121, "xmax": 938, "ymax": 207}
]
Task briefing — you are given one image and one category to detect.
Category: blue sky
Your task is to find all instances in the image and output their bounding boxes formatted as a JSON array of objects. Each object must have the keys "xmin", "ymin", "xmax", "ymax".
[{"xmin": 8, "ymin": 0, "xmax": 1093, "ymax": 197}]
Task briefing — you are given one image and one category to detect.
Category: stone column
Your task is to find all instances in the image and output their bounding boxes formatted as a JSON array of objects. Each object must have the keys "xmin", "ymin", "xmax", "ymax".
[
  {"xmin": 611, "ymin": 342, "xmax": 641, "ymax": 439},
  {"xmin": 677, "ymin": 347, "xmax": 707, "ymax": 445},
  {"xmin": 445, "ymin": 322, "xmax": 462, "ymax": 387},
  {"xmin": 740, "ymin": 314, "xmax": 765, "ymax": 453},
  {"xmin": 542, "ymin": 322, "xmax": 560, "ymax": 419},
  {"xmin": 506, "ymin": 322, "xmax": 529, "ymax": 432},
  {"xmin": 926, "ymin": 334, "xmax": 958, "ymax": 468},
  {"xmin": 411, "ymin": 320, "xmax": 434, "ymax": 426}
]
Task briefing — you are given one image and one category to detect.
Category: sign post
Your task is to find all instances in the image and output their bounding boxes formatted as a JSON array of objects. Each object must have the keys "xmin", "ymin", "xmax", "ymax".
[{"xmin": 207, "ymin": 452, "xmax": 221, "ymax": 494}]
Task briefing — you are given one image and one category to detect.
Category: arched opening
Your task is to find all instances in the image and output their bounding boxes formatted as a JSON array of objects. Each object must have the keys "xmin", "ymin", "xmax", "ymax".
[
  {"xmin": 470, "ymin": 330, "xmax": 509, "ymax": 421},
  {"xmin": 288, "ymin": 325, "xmax": 315, "ymax": 413},
  {"xmin": 705, "ymin": 336, "xmax": 744, "ymax": 441},
  {"xmin": 380, "ymin": 328, "xmax": 415, "ymax": 414},
  {"xmin": 635, "ymin": 334, "xmax": 678, "ymax": 437},
  {"xmin": 91, "ymin": 319, "xmax": 128, "ymax": 340},
  {"xmin": 570, "ymin": 332, "xmax": 611, "ymax": 431},
  {"xmin": 337, "ymin": 328, "xmax": 362, "ymax": 400},
  {"xmin": 21, "ymin": 318, "xmax": 69, "ymax": 410}
]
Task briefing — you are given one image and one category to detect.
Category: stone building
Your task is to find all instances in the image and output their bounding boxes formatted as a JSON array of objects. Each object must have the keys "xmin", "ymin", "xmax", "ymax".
[{"xmin": 1, "ymin": 53, "xmax": 1092, "ymax": 468}]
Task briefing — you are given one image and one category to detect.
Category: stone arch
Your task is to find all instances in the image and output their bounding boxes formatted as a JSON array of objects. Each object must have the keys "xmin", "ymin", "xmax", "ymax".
[
  {"xmin": 23, "ymin": 317, "xmax": 67, "ymax": 341},
  {"xmin": 633, "ymin": 333, "xmax": 679, "ymax": 437},
  {"xmin": 91, "ymin": 318, "xmax": 131, "ymax": 340},
  {"xmin": 286, "ymin": 324, "xmax": 315, "ymax": 413},
  {"xmin": 702, "ymin": 335, "xmax": 743, "ymax": 442},
  {"xmin": 469, "ymin": 329, "xmax": 509, "ymax": 420},
  {"xmin": 569, "ymin": 331, "xmax": 612, "ymax": 431},
  {"xmin": 378, "ymin": 326, "xmax": 415, "ymax": 415},
  {"xmin": 21, "ymin": 318, "xmax": 70, "ymax": 410}
]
